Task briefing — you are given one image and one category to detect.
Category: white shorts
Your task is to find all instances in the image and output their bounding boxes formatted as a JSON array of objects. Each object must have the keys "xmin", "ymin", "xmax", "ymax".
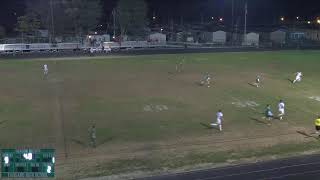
[
  {"xmin": 295, "ymin": 77, "xmax": 301, "ymax": 81},
  {"xmin": 279, "ymin": 109, "xmax": 285, "ymax": 115}
]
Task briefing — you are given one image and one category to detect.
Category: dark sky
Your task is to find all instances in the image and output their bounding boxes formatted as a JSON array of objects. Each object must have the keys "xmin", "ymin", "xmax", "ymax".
[{"xmin": 1, "ymin": 0, "xmax": 320, "ymax": 33}]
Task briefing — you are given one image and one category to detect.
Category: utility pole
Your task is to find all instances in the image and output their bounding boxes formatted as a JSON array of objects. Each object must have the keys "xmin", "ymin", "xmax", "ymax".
[
  {"xmin": 112, "ymin": 9, "xmax": 116, "ymax": 39},
  {"xmin": 50, "ymin": 0, "xmax": 55, "ymax": 43},
  {"xmin": 170, "ymin": 18, "xmax": 174, "ymax": 41},
  {"xmin": 244, "ymin": 0, "xmax": 248, "ymax": 45},
  {"xmin": 201, "ymin": 13, "xmax": 204, "ymax": 24},
  {"xmin": 231, "ymin": 0, "xmax": 234, "ymax": 45}
]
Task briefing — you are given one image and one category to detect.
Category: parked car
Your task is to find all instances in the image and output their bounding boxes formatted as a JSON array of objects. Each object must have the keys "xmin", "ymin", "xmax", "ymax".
[{"xmin": 89, "ymin": 47, "xmax": 111, "ymax": 53}]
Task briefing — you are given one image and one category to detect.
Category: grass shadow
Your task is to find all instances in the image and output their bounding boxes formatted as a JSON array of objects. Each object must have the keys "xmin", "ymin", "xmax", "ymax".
[
  {"xmin": 287, "ymin": 78, "xmax": 293, "ymax": 83},
  {"xmin": 168, "ymin": 72, "xmax": 177, "ymax": 80},
  {"xmin": 71, "ymin": 136, "xmax": 115, "ymax": 148},
  {"xmin": 195, "ymin": 81, "xmax": 202, "ymax": 86},
  {"xmin": 296, "ymin": 130, "xmax": 319, "ymax": 140},
  {"xmin": 196, "ymin": 81, "xmax": 206, "ymax": 87},
  {"xmin": 273, "ymin": 116, "xmax": 280, "ymax": 120},
  {"xmin": 97, "ymin": 137, "xmax": 115, "ymax": 146},
  {"xmin": 200, "ymin": 122, "xmax": 212, "ymax": 129},
  {"xmin": 250, "ymin": 117, "xmax": 271, "ymax": 125},
  {"xmin": 70, "ymin": 138, "xmax": 88, "ymax": 148},
  {"xmin": 254, "ymin": 112, "xmax": 265, "ymax": 115},
  {"xmin": 248, "ymin": 83, "xmax": 257, "ymax": 88},
  {"xmin": 200, "ymin": 122, "xmax": 222, "ymax": 132},
  {"xmin": 0, "ymin": 120, "xmax": 8, "ymax": 126}
]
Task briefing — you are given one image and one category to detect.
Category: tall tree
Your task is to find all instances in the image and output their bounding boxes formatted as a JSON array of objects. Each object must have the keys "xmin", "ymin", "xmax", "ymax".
[
  {"xmin": 0, "ymin": 26, "xmax": 6, "ymax": 39},
  {"xmin": 26, "ymin": 0, "xmax": 73, "ymax": 36},
  {"xmin": 15, "ymin": 13, "xmax": 40, "ymax": 41},
  {"xmin": 63, "ymin": 0, "xmax": 102, "ymax": 36},
  {"xmin": 116, "ymin": 0, "xmax": 148, "ymax": 39}
]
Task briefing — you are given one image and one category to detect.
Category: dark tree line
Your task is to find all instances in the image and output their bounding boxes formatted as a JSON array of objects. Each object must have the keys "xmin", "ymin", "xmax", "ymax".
[{"xmin": 15, "ymin": 0, "xmax": 149, "ymax": 41}]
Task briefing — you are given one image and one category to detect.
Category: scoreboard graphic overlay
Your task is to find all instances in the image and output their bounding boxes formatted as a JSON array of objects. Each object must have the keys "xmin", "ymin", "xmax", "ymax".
[{"xmin": 1, "ymin": 149, "xmax": 55, "ymax": 178}]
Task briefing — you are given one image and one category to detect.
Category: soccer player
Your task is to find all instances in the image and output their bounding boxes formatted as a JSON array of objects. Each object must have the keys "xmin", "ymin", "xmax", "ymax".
[
  {"xmin": 88, "ymin": 125, "xmax": 96, "ymax": 148},
  {"xmin": 89, "ymin": 47, "xmax": 95, "ymax": 56},
  {"xmin": 175, "ymin": 59, "xmax": 184, "ymax": 73},
  {"xmin": 293, "ymin": 72, "xmax": 303, "ymax": 84},
  {"xmin": 278, "ymin": 100, "xmax": 285, "ymax": 120},
  {"xmin": 253, "ymin": 75, "xmax": 261, "ymax": 88},
  {"xmin": 315, "ymin": 116, "xmax": 320, "ymax": 137},
  {"xmin": 201, "ymin": 72, "xmax": 211, "ymax": 88},
  {"xmin": 43, "ymin": 64, "xmax": 48, "ymax": 76},
  {"xmin": 211, "ymin": 110, "xmax": 223, "ymax": 131},
  {"xmin": 265, "ymin": 104, "xmax": 273, "ymax": 121}
]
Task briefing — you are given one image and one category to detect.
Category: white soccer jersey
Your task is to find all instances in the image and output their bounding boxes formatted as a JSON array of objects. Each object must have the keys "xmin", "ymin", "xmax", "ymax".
[
  {"xmin": 296, "ymin": 72, "xmax": 302, "ymax": 78},
  {"xmin": 216, "ymin": 112, "xmax": 223, "ymax": 124},
  {"xmin": 44, "ymin": 64, "xmax": 48, "ymax": 71},
  {"xmin": 205, "ymin": 74, "xmax": 210, "ymax": 81},
  {"xmin": 278, "ymin": 102, "xmax": 285, "ymax": 110},
  {"xmin": 256, "ymin": 77, "xmax": 260, "ymax": 83}
]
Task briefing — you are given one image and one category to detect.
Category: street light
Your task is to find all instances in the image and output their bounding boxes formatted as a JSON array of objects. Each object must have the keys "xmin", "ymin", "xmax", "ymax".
[
  {"xmin": 317, "ymin": 19, "xmax": 320, "ymax": 24},
  {"xmin": 296, "ymin": 16, "xmax": 299, "ymax": 20},
  {"xmin": 307, "ymin": 21, "xmax": 311, "ymax": 24},
  {"xmin": 280, "ymin": 17, "xmax": 285, "ymax": 21},
  {"xmin": 219, "ymin": 17, "xmax": 223, "ymax": 22}
]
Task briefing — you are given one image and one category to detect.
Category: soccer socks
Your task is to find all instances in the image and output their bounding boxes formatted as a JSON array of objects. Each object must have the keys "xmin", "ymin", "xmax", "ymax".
[{"xmin": 210, "ymin": 123, "xmax": 222, "ymax": 131}]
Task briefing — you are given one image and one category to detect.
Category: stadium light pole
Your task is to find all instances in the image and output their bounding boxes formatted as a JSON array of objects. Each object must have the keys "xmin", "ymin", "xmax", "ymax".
[
  {"xmin": 244, "ymin": 0, "xmax": 248, "ymax": 45},
  {"xmin": 112, "ymin": 9, "xmax": 116, "ymax": 39},
  {"xmin": 231, "ymin": 0, "xmax": 234, "ymax": 45},
  {"xmin": 50, "ymin": 0, "xmax": 55, "ymax": 43},
  {"xmin": 153, "ymin": 12, "xmax": 156, "ymax": 20}
]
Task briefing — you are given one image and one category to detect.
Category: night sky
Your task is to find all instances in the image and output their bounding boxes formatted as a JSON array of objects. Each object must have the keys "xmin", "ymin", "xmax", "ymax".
[{"xmin": 1, "ymin": 0, "xmax": 320, "ymax": 33}]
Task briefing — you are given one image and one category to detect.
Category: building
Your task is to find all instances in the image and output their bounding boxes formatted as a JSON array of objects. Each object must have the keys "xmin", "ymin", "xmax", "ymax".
[
  {"xmin": 243, "ymin": 32, "xmax": 260, "ymax": 46},
  {"xmin": 270, "ymin": 29, "xmax": 287, "ymax": 45},
  {"xmin": 304, "ymin": 29, "xmax": 320, "ymax": 42},
  {"xmin": 148, "ymin": 33, "xmax": 166, "ymax": 45},
  {"xmin": 202, "ymin": 30, "xmax": 227, "ymax": 44},
  {"xmin": 87, "ymin": 34, "xmax": 110, "ymax": 47},
  {"xmin": 289, "ymin": 32, "xmax": 305, "ymax": 41}
]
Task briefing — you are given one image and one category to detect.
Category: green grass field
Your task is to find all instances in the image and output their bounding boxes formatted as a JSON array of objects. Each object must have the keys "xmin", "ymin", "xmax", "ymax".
[{"xmin": 1, "ymin": 51, "xmax": 320, "ymax": 179}]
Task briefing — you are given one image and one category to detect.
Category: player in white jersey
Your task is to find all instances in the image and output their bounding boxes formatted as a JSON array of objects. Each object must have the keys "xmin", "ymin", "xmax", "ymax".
[
  {"xmin": 175, "ymin": 59, "xmax": 184, "ymax": 73},
  {"xmin": 43, "ymin": 64, "xmax": 48, "ymax": 76},
  {"xmin": 278, "ymin": 100, "xmax": 285, "ymax": 120},
  {"xmin": 211, "ymin": 110, "xmax": 223, "ymax": 131},
  {"xmin": 293, "ymin": 72, "xmax": 302, "ymax": 83},
  {"xmin": 253, "ymin": 75, "xmax": 261, "ymax": 88},
  {"xmin": 201, "ymin": 72, "xmax": 211, "ymax": 88}
]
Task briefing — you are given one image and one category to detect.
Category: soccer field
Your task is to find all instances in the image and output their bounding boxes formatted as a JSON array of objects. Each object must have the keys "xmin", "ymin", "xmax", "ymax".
[{"xmin": 1, "ymin": 50, "xmax": 320, "ymax": 179}]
